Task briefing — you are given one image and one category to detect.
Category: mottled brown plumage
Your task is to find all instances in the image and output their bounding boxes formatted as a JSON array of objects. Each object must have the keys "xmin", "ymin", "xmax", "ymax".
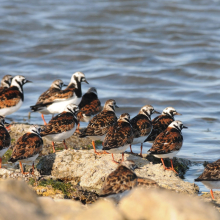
[
  {"xmin": 40, "ymin": 111, "xmax": 78, "ymax": 136},
  {"xmin": 99, "ymin": 164, "xmax": 158, "ymax": 196},
  {"xmin": 195, "ymin": 159, "xmax": 220, "ymax": 182},
  {"xmin": 35, "ymin": 79, "xmax": 66, "ymax": 105},
  {"xmin": 9, "ymin": 130, "xmax": 43, "ymax": 162},
  {"xmin": 77, "ymin": 87, "xmax": 102, "ymax": 123},
  {"xmin": 0, "ymin": 124, "xmax": 11, "ymax": 152},
  {"xmin": 80, "ymin": 99, "xmax": 117, "ymax": 138},
  {"xmin": 102, "ymin": 114, "xmax": 133, "ymax": 151},
  {"xmin": 146, "ymin": 107, "xmax": 181, "ymax": 142}
]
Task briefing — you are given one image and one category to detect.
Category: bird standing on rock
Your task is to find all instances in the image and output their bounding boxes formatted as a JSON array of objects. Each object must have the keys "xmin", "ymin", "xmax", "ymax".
[
  {"xmin": 76, "ymin": 87, "xmax": 102, "ymax": 132},
  {"xmin": 148, "ymin": 120, "xmax": 187, "ymax": 174},
  {"xmin": 102, "ymin": 113, "xmax": 133, "ymax": 164},
  {"xmin": 0, "ymin": 116, "xmax": 11, "ymax": 168},
  {"xmin": 40, "ymin": 104, "xmax": 79, "ymax": 153},
  {"xmin": 30, "ymin": 72, "xmax": 88, "ymax": 116},
  {"xmin": 8, "ymin": 125, "xmax": 43, "ymax": 175},
  {"xmin": 195, "ymin": 159, "xmax": 220, "ymax": 200},
  {"xmin": 145, "ymin": 107, "xmax": 181, "ymax": 142},
  {"xmin": 30, "ymin": 79, "xmax": 67, "ymax": 125},
  {"xmin": 80, "ymin": 99, "xmax": 118, "ymax": 155},
  {"xmin": 0, "ymin": 75, "xmax": 31, "ymax": 117},
  {"xmin": 130, "ymin": 105, "xmax": 160, "ymax": 157}
]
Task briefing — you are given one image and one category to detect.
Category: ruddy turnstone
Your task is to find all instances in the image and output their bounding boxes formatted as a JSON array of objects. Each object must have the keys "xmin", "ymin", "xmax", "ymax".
[
  {"xmin": 0, "ymin": 75, "xmax": 31, "ymax": 117},
  {"xmin": 0, "ymin": 75, "xmax": 13, "ymax": 92},
  {"xmin": 102, "ymin": 113, "xmax": 133, "ymax": 164},
  {"xmin": 77, "ymin": 87, "xmax": 102, "ymax": 131},
  {"xmin": 195, "ymin": 159, "xmax": 220, "ymax": 200},
  {"xmin": 30, "ymin": 72, "xmax": 88, "ymax": 115},
  {"xmin": 40, "ymin": 104, "xmax": 79, "ymax": 153},
  {"xmin": 148, "ymin": 120, "xmax": 187, "ymax": 174},
  {"xmin": 80, "ymin": 99, "xmax": 118, "ymax": 155},
  {"xmin": 8, "ymin": 125, "xmax": 43, "ymax": 175},
  {"xmin": 145, "ymin": 107, "xmax": 181, "ymax": 142},
  {"xmin": 130, "ymin": 105, "xmax": 160, "ymax": 157},
  {"xmin": 0, "ymin": 116, "xmax": 11, "ymax": 168},
  {"xmin": 30, "ymin": 79, "xmax": 67, "ymax": 125},
  {"xmin": 99, "ymin": 160, "xmax": 158, "ymax": 197}
]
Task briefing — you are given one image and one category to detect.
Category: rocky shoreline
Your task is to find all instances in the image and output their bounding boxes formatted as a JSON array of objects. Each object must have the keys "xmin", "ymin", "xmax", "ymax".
[{"xmin": 0, "ymin": 123, "xmax": 220, "ymax": 219}]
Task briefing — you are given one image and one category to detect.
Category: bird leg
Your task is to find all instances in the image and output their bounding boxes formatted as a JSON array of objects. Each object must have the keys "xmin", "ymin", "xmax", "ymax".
[
  {"xmin": 92, "ymin": 141, "xmax": 109, "ymax": 155},
  {"xmin": 75, "ymin": 123, "xmax": 80, "ymax": 133},
  {"xmin": 52, "ymin": 142, "xmax": 56, "ymax": 153},
  {"xmin": 41, "ymin": 114, "xmax": 47, "ymax": 125},
  {"xmin": 32, "ymin": 162, "xmax": 35, "ymax": 175},
  {"xmin": 140, "ymin": 143, "xmax": 143, "ymax": 157},
  {"xmin": 210, "ymin": 189, "xmax": 215, "ymax": 200},
  {"xmin": 130, "ymin": 145, "xmax": 134, "ymax": 154},
  {"xmin": 0, "ymin": 158, "xmax": 2, "ymax": 168},
  {"xmin": 121, "ymin": 153, "xmax": 124, "ymax": 163},
  {"xmin": 5, "ymin": 124, "xmax": 12, "ymax": 131},
  {"xmin": 63, "ymin": 140, "xmax": 68, "ymax": 150},
  {"xmin": 19, "ymin": 162, "xmax": 29, "ymax": 175},
  {"xmin": 161, "ymin": 158, "xmax": 178, "ymax": 174},
  {"xmin": 111, "ymin": 154, "xmax": 119, "ymax": 164}
]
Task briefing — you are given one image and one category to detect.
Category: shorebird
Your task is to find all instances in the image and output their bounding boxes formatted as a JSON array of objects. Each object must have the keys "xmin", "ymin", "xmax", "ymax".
[
  {"xmin": 130, "ymin": 105, "xmax": 160, "ymax": 157},
  {"xmin": 80, "ymin": 99, "xmax": 118, "ymax": 155},
  {"xmin": 0, "ymin": 116, "xmax": 11, "ymax": 168},
  {"xmin": 30, "ymin": 72, "xmax": 88, "ymax": 115},
  {"xmin": 0, "ymin": 75, "xmax": 13, "ymax": 92},
  {"xmin": 8, "ymin": 125, "xmax": 43, "ymax": 175},
  {"xmin": 76, "ymin": 87, "xmax": 102, "ymax": 132},
  {"xmin": 30, "ymin": 79, "xmax": 67, "ymax": 125},
  {"xmin": 0, "ymin": 75, "xmax": 31, "ymax": 117},
  {"xmin": 102, "ymin": 113, "xmax": 133, "ymax": 164},
  {"xmin": 145, "ymin": 107, "xmax": 181, "ymax": 142},
  {"xmin": 195, "ymin": 159, "xmax": 220, "ymax": 200},
  {"xmin": 148, "ymin": 120, "xmax": 187, "ymax": 174},
  {"xmin": 40, "ymin": 104, "xmax": 79, "ymax": 153},
  {"xmin": 99, "ymin": 160, "xmax": 158, "ymax": 197}
]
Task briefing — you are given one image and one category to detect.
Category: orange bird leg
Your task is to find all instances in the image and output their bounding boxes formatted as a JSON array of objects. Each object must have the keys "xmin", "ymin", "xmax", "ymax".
[
  {"xmin": 111, "ymin": 154, "xmax": 119, "ymax": 164},
  {"xmin": 32, "ymin": 162, "xmax": 35, "ymax": 175},
  {"xmin": 41, "ymin": 114, "xmax": 47, "ymax": 125},
  {"xmin": 52, "ymin": 142, "xmax": 56, "ymax": 153},
  {"xmin": 130, "ymin": 145, "xmax": 134, "ymax": 154},
  {"xmin": 121, "ymin": 153, "xmax": 124, "ymax": 163},
  {"xmin": 140, "ymin": 143, "xmax": 143, "ymax": 157},
  {"xmin": 170, "ymin": 159, "xmax": 178, "ymax": 174},
  {"xmin": 161, "ymin": 158, "xmax": 167, "ymax": 169},
  {"xmin": 63, "ymin": 140, "xmax": 68, "ymax": 150},
  {"xmin": 19, "ymin": 162, "xmax": 28, "ymax": 175},
  {"xmin": 75, "ymin": 123, "xmax": 80, "ymax": 133},
  {"xmin": 0, "ymin": 158, "xmax": 2, "ymax": 168},
  {"xmin": 210, "ymin": 189, "xmax": 215, "ymax": 200}
]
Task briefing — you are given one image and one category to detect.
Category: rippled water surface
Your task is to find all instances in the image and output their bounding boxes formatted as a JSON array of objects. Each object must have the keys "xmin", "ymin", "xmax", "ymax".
[{"xmin": 1, "ymin": 0, "xmax": 220, "ymax": 192}]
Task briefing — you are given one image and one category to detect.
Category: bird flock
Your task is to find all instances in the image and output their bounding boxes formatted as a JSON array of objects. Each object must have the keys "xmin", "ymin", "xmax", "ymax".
[{"xmin": 0, "ymin": 73, "xmax": 219, "ymax": 199}]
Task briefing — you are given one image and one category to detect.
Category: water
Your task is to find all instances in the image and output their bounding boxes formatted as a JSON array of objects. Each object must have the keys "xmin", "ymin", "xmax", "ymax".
[{"xmin": 1, "ymin": 0, "xmax": 220, "ymax": 192}]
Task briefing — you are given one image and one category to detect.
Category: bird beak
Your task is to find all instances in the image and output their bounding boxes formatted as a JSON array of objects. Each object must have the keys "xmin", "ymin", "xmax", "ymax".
[
  {"xmin": 183, "ymin": 126, "xmax": 188, "ymax": 129},
  {"xmin": 63, "ymin": 84, "xmax": 68, "ymax": 86},
  {"xmin": 4, "ymin": 121, "xmax": 10, "ymax": 125},
  {"xmin": 115, "ymin": 104, "xmax": 119, "ymax": 108},
  {"xmin": 154, "ymin": 110, "xmax": 160, "ymax": 114},
  {"xmin": 175, "ymin": 112, "xmax": 182, "ymax": 115},
  {"xmin": 84, "ymin": 79, "xmax": 89, "ymax": 84},
  {"xmin": 25, "ymin": 80, "xmax": 32, "ymax": 83}
]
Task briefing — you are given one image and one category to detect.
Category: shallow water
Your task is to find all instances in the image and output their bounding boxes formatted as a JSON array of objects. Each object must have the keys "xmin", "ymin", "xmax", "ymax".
[{"xmin": 1, "ymin": 0, "xmax": 220, "ymax": 192}]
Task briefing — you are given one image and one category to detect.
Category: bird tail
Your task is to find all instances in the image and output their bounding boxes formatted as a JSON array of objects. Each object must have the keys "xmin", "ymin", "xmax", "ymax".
[{"xmin": 8, "ymin": 157, "xmax": 17, "ymax": 163}]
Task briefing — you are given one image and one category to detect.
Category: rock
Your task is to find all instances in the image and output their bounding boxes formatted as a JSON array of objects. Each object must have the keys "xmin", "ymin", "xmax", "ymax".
[
  {"xmin": 38, "ymin": 197, "xmax": 84, "ymax": 220},
  {"xmin": 0, "ymin": 180, "xmax": 46, "ymax": 220},
  {"xmin": 37, "ymin": 149, "xmax": 198, "ymax": 195},
  {"xmin": 75, "ymin": 199, "xmax": 124, "ymax": 220},
  {"xmin": 118, "ymin": 188, "xmax": 220, "ymax": 220}
]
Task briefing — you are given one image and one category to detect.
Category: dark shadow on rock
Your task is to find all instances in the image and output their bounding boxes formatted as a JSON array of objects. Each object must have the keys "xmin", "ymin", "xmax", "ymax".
[{"xmin": 36, "ymin": 153, "xmax": 56, "ymax": 175}]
